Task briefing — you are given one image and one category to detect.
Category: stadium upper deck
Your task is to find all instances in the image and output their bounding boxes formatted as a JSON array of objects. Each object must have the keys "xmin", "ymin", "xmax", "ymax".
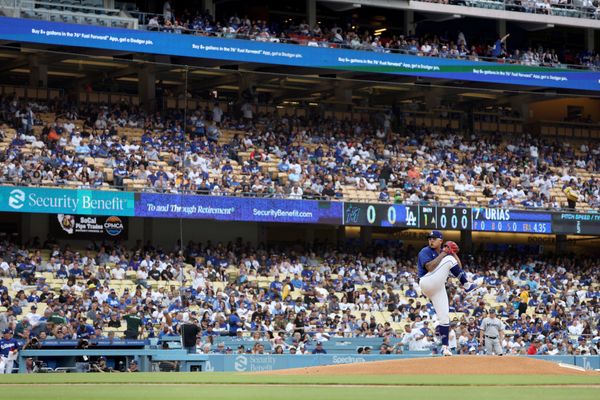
[
  {"xmin": 0, "ymin": 1, "xmax": 598, "ymax": 212},
  {"xmin": 0, "ymin": 94, "xmax": 598, "ymax": 211}
]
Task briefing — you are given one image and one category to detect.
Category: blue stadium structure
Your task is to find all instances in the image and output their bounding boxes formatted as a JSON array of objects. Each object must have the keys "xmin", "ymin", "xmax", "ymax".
[{"xmin": 0, "ymin": 0, "xmax": 598, "ymax": 374}]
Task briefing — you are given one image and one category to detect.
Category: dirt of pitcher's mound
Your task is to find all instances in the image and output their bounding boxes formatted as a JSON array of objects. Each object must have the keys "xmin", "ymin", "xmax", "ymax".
[{"xmin": 259, "ymin": 356, "xmax": 599, "ymax": 376}]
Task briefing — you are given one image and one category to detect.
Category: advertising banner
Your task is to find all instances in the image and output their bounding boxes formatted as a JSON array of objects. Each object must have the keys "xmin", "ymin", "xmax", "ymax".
[
  {"xmin": 49, "ymin": 214, "xmax": 128, "ymax": 239},
  {"xmin": 0, "ymin": 186, "xmax": 135, "ymax": 216},
  {"xmin": 1, "ymin": 185, "xmax": 598, "ymax": 235},
  {"xmin": 206, "ymin": 354, "xmax": 408, "ymax": 372},
  {"xmin": 135, "ymin": 193, "xmax": 343, "ymax": 225},
  {"xmin": 0, "ymin": 17, "xmax": 598, "ymax": 91}
]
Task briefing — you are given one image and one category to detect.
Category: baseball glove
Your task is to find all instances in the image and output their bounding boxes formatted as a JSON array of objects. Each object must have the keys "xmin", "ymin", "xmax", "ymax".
[{"xmin": 444, "ymin": 241, "xmax": 459, "ymax": 255}]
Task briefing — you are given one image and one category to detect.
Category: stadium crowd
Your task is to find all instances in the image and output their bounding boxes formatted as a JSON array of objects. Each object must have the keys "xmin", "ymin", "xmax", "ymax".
[
  {"xmin": 416, "ymin": 0, "xmax": 600, "ymax": 19},
  {"xmin": 0, "ymin": 95, "xmax": 599, "ymax": 210},
  {"xmin": 140, "ymin": 6, "xmax": 600, "ymax": 69},
  {"xmin": 0, "ymin": 236, "xmax": 598, "ymax": 359}
]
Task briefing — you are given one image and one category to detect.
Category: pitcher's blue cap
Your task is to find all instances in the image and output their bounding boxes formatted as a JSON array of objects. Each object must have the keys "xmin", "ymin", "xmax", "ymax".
[{"xmin": 427, "ymin": 230, "xmax": 443, "ymax": 239}]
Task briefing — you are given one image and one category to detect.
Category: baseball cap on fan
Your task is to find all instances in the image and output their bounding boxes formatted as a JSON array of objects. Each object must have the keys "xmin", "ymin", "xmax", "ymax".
[{"xmin": 427, "ymin": 230, "xmax": 443, "ymax": 239}]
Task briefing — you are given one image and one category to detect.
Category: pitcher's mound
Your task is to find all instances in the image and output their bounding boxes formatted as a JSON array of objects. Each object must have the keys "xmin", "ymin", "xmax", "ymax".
[{"xmin": 263, "ymin": 356, "xmax": 597, "ymax": 376}]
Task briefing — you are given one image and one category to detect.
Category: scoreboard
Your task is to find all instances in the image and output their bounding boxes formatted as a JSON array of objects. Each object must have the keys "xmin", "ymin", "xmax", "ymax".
[
  {"xmin": 419, "ymin": 206, "xmax": 472, "ymax": 230},
  {"xmin": 343, "ymin": 203, "xmax": 419, "ymax": 228},
  {"xmin": 343, "ymin": 204, "xmax": 472, "ymax": 230},
  {"xmin": 471, "ymin": 208, "xmax": 552, "ymax": 234},
  {"xmin": 552, "ymin": 212, "xmax": 600, "ymax": 235},
  {"xmin": 342, "ymin": 203, "xmax": 598, "ymax": 235}
]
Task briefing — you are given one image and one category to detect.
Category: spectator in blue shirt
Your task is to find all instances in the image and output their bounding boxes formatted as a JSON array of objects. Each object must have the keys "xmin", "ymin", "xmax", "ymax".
[
  {"xmin": 27, "ymin": 291, "xmax": 40, "ymax": 303},
  {"xmin": 378, "ymin": 189, "xmax": 390, "ymax": 202},
  {"xmin": 0, "ymin": 280, "xmax": 8, "ymax": 295},
  {"xmin": 492, "ymin": 34, "xmax": 510, "ymax": 58},
  {"xmin": 221, "ymin": 160, "xmax": 233, "ymax": 173},
  {"xmin": 291, "ymin": 274, "xmax": 303, "ymax": 289},
  {"xmin": 69, "ymin": 263, "xmax": 83, "ymax": 277},
  {"xmin": 76, "ymin": 321, "xmax": 95, "ymax": 339},
  {"xmin": 113, "ymin": 164, "xmax": 128, "ymax": 187},
  {"xmin": 311, "ymin": 341, "xmax": 327, "ymax": 354},
  {"xmin": 75, "ymin": 142, "xmax": 91, "ymax": 155},
  {"xmin": 228, "ymin": 311, "xmax": 242, "ymax": 336},
  {"xmin": 56, "ymin": 265, "xmax": 69, "ymax": 279}
]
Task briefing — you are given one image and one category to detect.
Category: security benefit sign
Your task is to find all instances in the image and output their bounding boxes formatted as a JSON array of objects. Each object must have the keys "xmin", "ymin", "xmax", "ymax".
[
  {"xmin": 50, "ymin": 214, "xmax": 128, "ymax": 239},
  {"xmin": 0, "ymin": 186, "xmax": 135, "ymax": 216}
]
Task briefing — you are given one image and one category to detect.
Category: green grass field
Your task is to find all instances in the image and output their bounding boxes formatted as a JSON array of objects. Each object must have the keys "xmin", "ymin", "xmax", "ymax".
[{"xmin": 1, "ymin": 372, "xmax": 599, "ymax": 400}]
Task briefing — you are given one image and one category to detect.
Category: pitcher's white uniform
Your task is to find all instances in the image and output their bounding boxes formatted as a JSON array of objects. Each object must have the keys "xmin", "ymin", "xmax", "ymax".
[
  {"xmin": 419, "ymin": 255, "xmax": 458, "ymax": 328},
  {"xmin": 417, "ymin": 232, "xmax": 473, "ymax": 356}
]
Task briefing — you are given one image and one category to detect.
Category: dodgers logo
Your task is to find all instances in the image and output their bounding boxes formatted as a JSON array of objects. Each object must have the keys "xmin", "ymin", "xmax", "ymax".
[
  {"xmin": 203, "ymin": 361, "xmax": 215, "ymax": 372},
  {"xmin": 8, "ymin": 189, "xmax": 25, "ymax": 210},
  {"xmin": 234, "ymin": 355, "xmax": 247, "ymax": 372}
]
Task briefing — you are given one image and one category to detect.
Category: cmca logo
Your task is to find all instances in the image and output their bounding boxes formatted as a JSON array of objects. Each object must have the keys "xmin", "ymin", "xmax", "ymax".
[
  {"xmin": 104, "ymin": 216, "xmax": 124, "ymax": 236},
  {"xmin": 8, "ymin": 189, "xmax": 25, "ymax": 210},
  {"xmin": 234, "ymin": 355, "xmax": 247, "ymax": 372}
]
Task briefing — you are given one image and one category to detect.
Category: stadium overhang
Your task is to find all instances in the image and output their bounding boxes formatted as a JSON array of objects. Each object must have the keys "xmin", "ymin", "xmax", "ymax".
[
  {"xmin": 1, "ymin": 17, "xmax": 600, "ymax": 107},
  {"xmin": 322, "ymin": 0, "xmax": 600, "ymax": 29}
]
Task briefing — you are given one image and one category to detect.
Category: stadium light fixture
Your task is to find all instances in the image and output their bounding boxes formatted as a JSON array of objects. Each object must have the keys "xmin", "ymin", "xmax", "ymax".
[
  {"xmin": 190, "ymin": 69, "xmax": 228, "ymax": 76},
  {"xmin": 286, "ymin": 77, "xmax": 320, "ymax": 84},
  {"xmin": 62, "ymin": 59, "xmax": 125, "ymax": 68},
  {"xmin": 459, "ymin": 92, "xmax": 497, "ymax": 99},
  {"xmin": 369, "ymin": 85, "xmax": 409, "ymax": 92},
  {"xmin": 47, "ymin": 71, "xmax": 86, "ymax": 78},
  {"xmin": 0, "ymin": 51, "xmax": 20, "ymax": 59},
  {"xmin": 10, "ymin": 68, "xmax": 85, "ymax": 78}
]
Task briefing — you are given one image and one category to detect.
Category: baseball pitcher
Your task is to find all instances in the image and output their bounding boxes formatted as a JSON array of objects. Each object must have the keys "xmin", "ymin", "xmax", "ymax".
[{"xmin": 417, "ymin": 230, "xmax": 477, "ymax": 356}]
